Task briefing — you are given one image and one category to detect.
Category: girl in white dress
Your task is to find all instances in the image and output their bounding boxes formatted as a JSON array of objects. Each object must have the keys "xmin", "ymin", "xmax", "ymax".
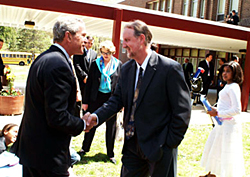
[{"xmin": 199, "ymin": 61, "xmax": 245, "ymax": 177}]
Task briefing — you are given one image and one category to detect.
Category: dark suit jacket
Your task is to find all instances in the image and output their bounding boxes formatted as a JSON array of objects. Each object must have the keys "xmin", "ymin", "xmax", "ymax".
[
  {"xmin": 73, "ymin": 48, "xmax": 97, "ymax": 92},
  {"xmin": 0, "ymin": 55, "xmax": 4, "ymax": 89},
  {"xmin": 83, "ymin": 59, "xmax": 122, "ymax": 104},
  {"xmin": 95, "ymin": 51, "xmax": 191, "ymax": 162},
  {"xmin": 198, "ymin": 60, "xmax": 214, "ymax": 84},
  {"xmin": 183, "ymin": 62, "xmax": 193, "ymax": 89},
  {"xmin": 14, "ymin": 45, "xmax": 85, "ymax": 173},
  {"xmin": 183, "ymin": 63, "xmax": 193, "ymax": 80}
]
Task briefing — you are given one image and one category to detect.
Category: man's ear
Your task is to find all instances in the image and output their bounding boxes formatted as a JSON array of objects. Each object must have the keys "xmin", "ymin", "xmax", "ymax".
[
  {"xmin": 139, "ymin": 34, "xmax": 146, "ymax": 45},
  {"xmin": 65, "ymin": 31, "xmax": 72, "ymax": 42}
]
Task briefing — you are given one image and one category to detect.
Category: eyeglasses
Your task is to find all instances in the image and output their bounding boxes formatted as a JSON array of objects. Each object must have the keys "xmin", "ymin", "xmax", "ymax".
[{"xmin": 101, "ymin": 51, "xmax": 111, "ymax": 55}]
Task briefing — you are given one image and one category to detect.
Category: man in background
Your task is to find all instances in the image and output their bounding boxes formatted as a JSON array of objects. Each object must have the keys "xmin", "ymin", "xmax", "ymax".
[
  {"xmin": 14, "ymin": 17, "xmax": 89, "ymax": 177},
  {"xmin": 73, "ymin": 36, "xmax": 97, "ymax": 112},
  {"xmin": 182, "ymin": 58, "xmax": 193, "ymax": 90},
  {"xmin": 226, "ymin": 10, "xmax": 239, "ymax": 25},
  {"xmin": 198, "ymin": 53, "xmax": 214, "ymax": 97}
]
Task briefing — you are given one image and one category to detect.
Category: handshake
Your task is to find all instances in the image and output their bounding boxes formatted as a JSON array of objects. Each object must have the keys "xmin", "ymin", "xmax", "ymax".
[{"xmin": 81, "ymin": 112, "xmax": 98, "ymax": 132}]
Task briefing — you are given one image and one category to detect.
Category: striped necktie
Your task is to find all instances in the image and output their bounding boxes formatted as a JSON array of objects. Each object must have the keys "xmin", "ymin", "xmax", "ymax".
[{"xmin": 125, "ymin": 67, "xmax": 143, "ymax": 139}]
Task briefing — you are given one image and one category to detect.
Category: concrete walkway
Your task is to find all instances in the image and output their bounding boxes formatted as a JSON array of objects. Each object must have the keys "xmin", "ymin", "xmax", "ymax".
[{"xmin": 1, "ymin": 89, "xmax": 249, "ymax": 129}]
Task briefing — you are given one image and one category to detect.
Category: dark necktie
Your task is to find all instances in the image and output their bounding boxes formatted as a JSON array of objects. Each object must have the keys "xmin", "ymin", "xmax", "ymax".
[{"xmin": 125, "ymin": 67, "xmax": 143, "ymax": 139}]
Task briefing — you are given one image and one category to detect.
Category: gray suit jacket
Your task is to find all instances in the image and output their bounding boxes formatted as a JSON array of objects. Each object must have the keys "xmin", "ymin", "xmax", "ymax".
[{"xmin": 95, "ymin": 51, "xmax": 191, "ymax": 162}]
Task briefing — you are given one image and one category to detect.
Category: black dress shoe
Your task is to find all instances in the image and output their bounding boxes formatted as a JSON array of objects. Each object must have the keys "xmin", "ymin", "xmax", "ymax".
[
  {"xmin": 78, "ymin": 150, "xmax": 86, "ymax": 156},
  {"xmin": 109, "ymin": 157, "xmax": 116, "ymax": 164}
]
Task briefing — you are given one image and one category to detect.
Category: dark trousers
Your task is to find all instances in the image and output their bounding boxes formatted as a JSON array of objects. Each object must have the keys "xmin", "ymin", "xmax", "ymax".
[
  {"xmin": 121, "ymin": 135, "xmax": 177, "ymax": 177},
  {"xmin": 82, "ymin": 91, "xmax": 117, "ymax": 158},
  {"xmin": 23, "ymin": 165, "xmax": 69, "ymax": 177}
]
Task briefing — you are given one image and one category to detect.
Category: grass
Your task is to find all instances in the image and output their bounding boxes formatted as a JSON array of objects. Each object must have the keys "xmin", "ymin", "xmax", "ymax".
[
  {"xmin": 71, "ymin": 123, "xmax": 250, "ymax": 177},
  {"xmin": 8, "ymin": 65, "xmax": 250, "ymax": 176}
]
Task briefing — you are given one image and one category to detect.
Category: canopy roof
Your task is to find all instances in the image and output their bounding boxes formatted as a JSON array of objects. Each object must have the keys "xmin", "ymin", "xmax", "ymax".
[{"xmin": 0, "ymin": 0, "xmax": 249, "ymax": 53}]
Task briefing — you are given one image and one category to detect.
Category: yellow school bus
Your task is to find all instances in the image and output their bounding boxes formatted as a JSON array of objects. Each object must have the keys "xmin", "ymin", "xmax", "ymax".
[{"xmin": 0, "ymin": 51, "xmax": 38, "ymax": 65}]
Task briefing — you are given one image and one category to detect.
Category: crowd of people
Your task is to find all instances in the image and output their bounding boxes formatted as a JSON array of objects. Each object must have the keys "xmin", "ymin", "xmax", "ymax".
[{"xmin": 0, "ymin": 16, "xmax": 246, "ymax": 177}]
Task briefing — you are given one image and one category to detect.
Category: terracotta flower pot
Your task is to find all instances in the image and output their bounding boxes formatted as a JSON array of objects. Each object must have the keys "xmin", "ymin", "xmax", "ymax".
[{"xmin": 0, "ymin": 95, "xmax": 24, "ymax": 115}]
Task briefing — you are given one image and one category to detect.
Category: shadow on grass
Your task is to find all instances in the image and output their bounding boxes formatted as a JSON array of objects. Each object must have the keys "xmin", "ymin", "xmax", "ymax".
[{"xmin": 78, "ymin": 153, "xmax": 110, "ymax": 165}]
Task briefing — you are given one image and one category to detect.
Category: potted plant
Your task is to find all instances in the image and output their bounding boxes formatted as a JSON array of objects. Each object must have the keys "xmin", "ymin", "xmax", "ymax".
[{"xmin": 0, "ymin": 66, "xmax": 24, "ymax": 115}]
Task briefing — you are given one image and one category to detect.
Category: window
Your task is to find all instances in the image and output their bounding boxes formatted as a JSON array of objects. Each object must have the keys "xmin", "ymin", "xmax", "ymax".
[
  {"xmin": 13, "ymin": 54, "xmax": 16, "ymax": 58},
  {"xmin": 164, "ymin": 49, "xmax": 169, "ymax": 56},
  {"xmin": 229, "ymin": 0, "xmax": 239, "ymax": 12},
  {"xmin": 170, "ymin": 49, "xmax": 175, "ymax": 56},
  {"xmin": 182, "ymin": 0, "xmax": 189, "ymax": 16},
  {"xmin": 176, "ymin": 49, "xmax": 182, "ymax": 56},
  {"xmin": 2, "ymin": 54, "xmax": 5, "ymax": 57},
  {"xmin": 199, "ymin": 50, "xmax": 206, "ymax": 57},
  {"xmin": 191, "ymin": 0, "xmax": 198, "ymax": 17},
  {"xmin": 183, "ymin": 49, "xmax": 190, "ymax": 57},
  {"xmin": 200, "ymin": 0, "xmax": 205, "ymax": 18},
  {"xmin": 159, "ymin": 0, "xmax": 166, "ymax": 11},
  {"xmin": 191, "ymin": 49, "xmax": 198, "ymax": 57},
  {"xmin": 153, "ymin": 1, "xmax": 159, "ymax": 10},
  {"xmin": 217, "ymin": 0, "xmax": 225, "ymax": 21},
  {"xmin": 10, "ymin": 54, "xmax": 12, "ymax": 58},
  {"xmin": 218, "ymin": 51, "xmax": 226, "ymax": 58},
  {"xmin": 17, "ymin": 54, "xmax": 20, "ymax": 58},
  {"xmin": 166, "ymin": 0, "xmax": 172, "ymax": 12},
  {"xmin": 147, "ymin": 2, "xmax": 153, "ymax": 9}
]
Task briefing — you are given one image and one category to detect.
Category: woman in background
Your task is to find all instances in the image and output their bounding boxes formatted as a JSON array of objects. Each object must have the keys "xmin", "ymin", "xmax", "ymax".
[{"xmin": 79, "ymin": 40, "xmax": 122, "ymax": 164}]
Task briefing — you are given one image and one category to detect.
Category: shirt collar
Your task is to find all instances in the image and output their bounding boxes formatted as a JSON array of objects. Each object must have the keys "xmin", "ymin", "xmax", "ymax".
[
  {"xmin": 53, "ymin": 43, "xmax": 70, "ymax": 60},
  {"xmin": 135, "ymin": 49, "xmax": 152, "ymax": 71}
]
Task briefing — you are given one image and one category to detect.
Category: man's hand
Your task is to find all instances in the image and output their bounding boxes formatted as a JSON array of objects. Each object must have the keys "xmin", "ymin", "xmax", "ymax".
[
  {"xmin": 82, "ymin": 113, "xmax": 97, "ymax": 132},
  {"xmin": 82, "ymin": 104, "xmax": 88, "ymax": 111},
  {"xmin": 83, "ymin": 76, "xmax": 88, "ymax": 84}
]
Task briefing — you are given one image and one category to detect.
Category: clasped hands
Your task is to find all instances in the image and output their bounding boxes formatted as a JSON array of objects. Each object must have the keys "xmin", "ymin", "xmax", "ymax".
[{"xmin": 81, "ymin": 112, "xmax": 97, "ymax": 132}]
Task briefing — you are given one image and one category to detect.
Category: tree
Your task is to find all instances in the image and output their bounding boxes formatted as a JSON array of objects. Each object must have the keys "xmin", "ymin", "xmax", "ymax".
[
  {"xmin": 0, "ymin": 26, "xmax": 19, "ymax": 51},
  {"xmin": 17, "ymin": 29, "xmax": 52, "ymax": 53}
]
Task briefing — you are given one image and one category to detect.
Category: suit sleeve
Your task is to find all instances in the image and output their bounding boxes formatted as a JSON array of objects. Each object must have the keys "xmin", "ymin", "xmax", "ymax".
[
  {"xmin": 73, "ymin": 55, "xmax": 87, "ymax": 80},
  {"xmin": 43, "ymin": 63, "xmax": 85, "ymax": 136},
  {"xmin": 95, "ymin": 66, "xmax": 124, "ymax": 125},
  {"xmin": 82, "ymin": 62, "xmax": 96, "ymax": 104},
  {"xmin": 166, "ymin": 63, "xmax": 191, "ymax": 148}
]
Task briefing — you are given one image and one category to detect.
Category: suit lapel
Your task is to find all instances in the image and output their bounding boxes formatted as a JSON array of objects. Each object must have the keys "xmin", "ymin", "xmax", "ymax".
[{"xmin": 136, "ymin": 52, "xmax": 157, "ymax": 109}]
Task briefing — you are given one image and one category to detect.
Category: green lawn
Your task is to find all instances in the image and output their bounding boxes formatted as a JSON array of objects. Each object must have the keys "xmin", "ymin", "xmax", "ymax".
[
  {"xmin": 8, "ymin": 65, "xmax": 250, "ymax": 176},
  {"xmin": 72, "ymin": 123, "xmax": 250, "ymax": 177}
]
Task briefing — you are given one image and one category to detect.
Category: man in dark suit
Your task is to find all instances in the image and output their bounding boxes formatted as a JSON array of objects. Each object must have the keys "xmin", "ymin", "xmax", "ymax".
[
  {"xmin": 73, "ymin": 36, "xmax": 97, "ymax": 99},
  {"xmin": 182, "ymin": 58, "xmax": 193, "ymax": 90},
  {"xmin": 14, "ymin": 17, "xmax": 90, "ymax": 177},
  {"xmin": 0, "ymin": 39, "xmax": 5, "ymax": 90},
  {"xmin": 73, "ymin": 36, "xmax": 97, "ymax": 125},
  {"xmin": 198, "ymin": 53, "xmax": 214, "ymax": 96},
  {"xmin": 85, "ymin": 20, "xmax": 191, "ymax": 177}
]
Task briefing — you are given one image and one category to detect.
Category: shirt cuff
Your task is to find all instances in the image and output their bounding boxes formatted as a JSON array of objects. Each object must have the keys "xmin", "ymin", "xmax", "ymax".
[
  {"xmin": 83, "ymin": 119, "xmax": 86, "ymax": 130},
  {"xmin": 92, "ymin": 113, "xmax": 99, "ymax": 125}
]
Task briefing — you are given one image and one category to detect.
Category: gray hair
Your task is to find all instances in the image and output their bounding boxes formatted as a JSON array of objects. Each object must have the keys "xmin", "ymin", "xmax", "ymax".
[
  {"xmin": 124, "ymin": 20, "xmax": 152, "ymax": 46},
  {"xmin": 53, "ymin": 17, "xmax": 85, "ymax": 43}
]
